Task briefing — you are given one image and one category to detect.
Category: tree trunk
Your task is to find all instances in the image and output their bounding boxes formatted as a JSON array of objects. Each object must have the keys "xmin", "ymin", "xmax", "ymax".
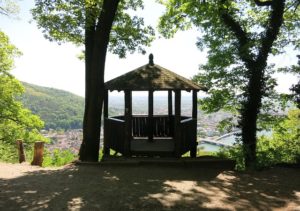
[
  {"xmin": 79, "ymin": 0, "xmax": 120, "ymax": 162},
  {"xmin": 220, "ymin": 0, "xmax": 285, "ymax": 169},
  {"xmin": 240, "ymin": 64, "xmax": 265, "ymax": 169}
]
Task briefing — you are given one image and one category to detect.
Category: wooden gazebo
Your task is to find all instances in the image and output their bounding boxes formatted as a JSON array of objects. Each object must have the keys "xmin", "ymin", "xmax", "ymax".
[{"xmin": 103, "ymin": 54, "xmax": 207, "ymax": 158}]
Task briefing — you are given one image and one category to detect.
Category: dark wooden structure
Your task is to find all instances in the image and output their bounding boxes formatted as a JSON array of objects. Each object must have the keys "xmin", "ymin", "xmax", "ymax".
[
  {"xmin": 104, "ymin": 54, "xmax": 207, "ymax": 157},
  {"xmin": 31, "ymin": 142, "xmax": 44, "ymax": 166},
  {"xmin": 16, "ymin": 139, "xmax": 26, "ymax": 163}
]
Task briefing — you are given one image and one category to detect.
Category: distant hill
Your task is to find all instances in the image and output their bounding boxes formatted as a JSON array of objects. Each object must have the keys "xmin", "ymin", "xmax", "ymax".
[
  {"xmin": 18, "ymin": 82, "xmax": 233, "ymax": 133},
  {"xmin": 20, "ymin": 82, "xmax": 84, "ymax": 130}
]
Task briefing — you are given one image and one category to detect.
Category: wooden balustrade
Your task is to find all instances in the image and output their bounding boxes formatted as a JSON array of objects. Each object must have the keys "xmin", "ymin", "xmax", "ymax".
[
  {"xmin": 105, "ymin": 117, "xmax": 125, "ymax": 154},
  {"xmin": 131, "ymin": 115, "xmax": 174, "ymax": 137},
  {"xmin": 105, "ymin": 115, "xmax": 196, "ymax": 157},
  {"xmin": 180, "ymin": 118, "xmax": 196, "ymax": 155}
]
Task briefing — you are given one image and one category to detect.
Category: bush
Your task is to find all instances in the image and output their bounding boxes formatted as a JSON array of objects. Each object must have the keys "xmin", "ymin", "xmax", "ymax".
[
  {"xmin": 43, "ymin": 149, "xmax": 77, "ymax": 167},
  {"xmin": 0, "ymin": 141, "xmax": 35, "ymax": 164},
  {"xmin": 217, "ymin": 145, "xmax": 245, "ymax": 171},
  {"xmin": 217, "ymin": 109, "xmax": 300, "ymax": 170},
  {"xmin": 0, "ymin": 143, "xmax": 20, "ymax": 163}
]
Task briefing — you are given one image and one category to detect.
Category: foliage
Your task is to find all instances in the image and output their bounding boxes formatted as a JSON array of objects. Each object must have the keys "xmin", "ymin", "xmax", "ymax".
[
  {"xmin": 43, "ymin": 149, "xmax": 76, "ymax": 167},
  {"xmin": 217, "ymin": 145, "xmax": 245, "ymax": 171},
  {"xmin": 159, "ymin": 0, "xmax": 299, "ymax": 119},
  {"xmin": 192, "ymin": 148, "xmax": 216, "ymax": 157},
  {"xmin": 218, "ymin": 109, "xmax": 300, "ymax": 170},
  {"xmin": 0, "ymin": 141, "xmax": 20, "ymax": 163},
  {"xmin": 31, "ymin": 0, "xmax": 155, "ymax": 58},
  {"xmin": 277, "ymin": 55, "xmax": 300, "ymax": 108},
  {"xmin": 0, "ymin": 0, "xmax": 19, "ymax": 17},
  {"xmin": 0, "ymin": 31, "xmax": 47, "ymax": 163},
  {"xmin": 159, "ymin": 0, "xmax": 300, "ymax": 168},
  {"xmin": 19, "ymin": 82, "xmax": 84, "ymax": 130},
  {"xmin": 256, "ymin": 109, "xmax": 300, "ymax": 167}
]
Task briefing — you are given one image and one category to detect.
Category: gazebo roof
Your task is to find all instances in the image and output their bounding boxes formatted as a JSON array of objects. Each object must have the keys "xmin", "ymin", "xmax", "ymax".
[{"xmin": 105, "ymin": 54, "xmax": 207, "ymax": 91}]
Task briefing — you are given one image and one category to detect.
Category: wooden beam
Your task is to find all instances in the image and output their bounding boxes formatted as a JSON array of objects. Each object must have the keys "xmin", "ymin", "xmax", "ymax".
[
  {"xmin": 192, "ymin": 90, "xmax": 198, "ymax": 119},
  {"xmin": 124, "ymin": 90, "xmax": 132, "ymax": 156},
  {"xmin": 190, "ymin": 90, "xmax": 198, "ymax": 157},
  {"xmin": 148, "ymin": 90, "xmax": 154, "ymax": 142},
  {"xmin": 174, "ymin": 90, "xmax": 181, "ymax": 157},
  {"xmin": 168, "ymin": 90, "xmax": 172, "ymax": 116},
  {"xmin": 104, "ymin": 90, "xmax": 109, "ymax": 118},
  {"xmin": 103, "ymin": 90, "xmax": 109, "ymax": 156},
  {"xmin": 168, "ymin": 90, "xmax": 173, "ymax": 136}
]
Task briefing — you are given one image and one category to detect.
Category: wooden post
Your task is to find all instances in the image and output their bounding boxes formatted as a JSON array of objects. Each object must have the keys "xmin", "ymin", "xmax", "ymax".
[
  {"xmin": 31, "ymin": 142, "xmax": 44, "ymax": 166},
  {"xmin": 168, "ymin": 90, "xmax": 173, "ymax": 116},
  {"xmin": 16, "ymin": 139, "xmax": 26, "ymax": 163},
  {"xmin": 190, "ymin": 90, "xmax": 198, "ymax": 158},
  {"xmin": 148, "ymin": 90, "xmax": 154, "ymax": 142},
  {"xmin": 168, "ymin": 90, "xmax": 173, "ymax": 137},
  {"xmin": 103, "ymin": 89, "xmax": 110, "ymax": 156},
  {"xmin": 124, "ymin": 90, "xmax": 132, "ymax": 156},
  {"xmin": 174, "ymin": 90, "xmax": 181, "ymax": 157}
]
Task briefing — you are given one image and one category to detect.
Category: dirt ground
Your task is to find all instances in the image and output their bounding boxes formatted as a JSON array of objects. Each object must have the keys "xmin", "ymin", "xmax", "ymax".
[{"xmin": 0, "ymin": 162, "xmax": 299, "ymax": 211}]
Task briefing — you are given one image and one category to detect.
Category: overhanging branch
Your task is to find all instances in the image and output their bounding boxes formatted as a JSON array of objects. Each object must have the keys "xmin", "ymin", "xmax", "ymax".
[{"xmin": 220, "ymin": 10, "xmax": 254, "ymax": 67}]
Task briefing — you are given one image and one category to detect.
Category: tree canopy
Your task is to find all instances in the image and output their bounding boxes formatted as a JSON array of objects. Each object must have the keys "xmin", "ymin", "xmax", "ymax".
[
  {"xmin": 32, "ymin": 0, "xmax": 155, "ymax": 58},
  {"xmin": 0, "ymin": 31, "xmax": 46, "ymax": 162},
  {"xmin": 159, "ymin": 0, "xmax": 299, "ymax": 113},
  {"xmin": 159, "ymin": 0, "xmax": 300, "ymax": 168}
]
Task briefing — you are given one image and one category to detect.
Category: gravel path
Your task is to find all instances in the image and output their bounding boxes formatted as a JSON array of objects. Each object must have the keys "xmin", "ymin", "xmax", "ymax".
[{"xmin": 0, "ymin": 162, "xmax": 299, "ymax": 210}]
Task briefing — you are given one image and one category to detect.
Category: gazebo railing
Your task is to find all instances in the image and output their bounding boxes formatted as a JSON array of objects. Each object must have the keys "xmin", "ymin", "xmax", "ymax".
[
  {"xmin": 132, "ymin": 115, "xmax": 174, "ymax": 137},
  {"xmin": 105, "ymin": 115, "xmax": 197, "ymax": 156},
  {"xmin": 180, "ymin": 118, "xmax": 196, "ymax": 154},
  {"xmin": 105, "ymin": 117, "xmax": 125, "ymax": 153},
  {"xmin": 108, "ymin": 115, "xmax": 191, "ymax": 138}
]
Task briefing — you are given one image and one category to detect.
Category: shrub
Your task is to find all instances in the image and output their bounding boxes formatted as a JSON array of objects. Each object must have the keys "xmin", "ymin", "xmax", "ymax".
[
  {"xmin": 43, "ymin": 149, "xmax": 77, "ymax": 167},
  {"xmin": 217, "ymin": 109, "xmax": 300, "ymax": 170}
]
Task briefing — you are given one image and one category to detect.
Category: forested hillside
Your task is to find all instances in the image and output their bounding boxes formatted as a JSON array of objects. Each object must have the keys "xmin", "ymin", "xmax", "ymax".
[{"xmin": 20, "ymin": 82, "xmax": 84, "ymax": 130}]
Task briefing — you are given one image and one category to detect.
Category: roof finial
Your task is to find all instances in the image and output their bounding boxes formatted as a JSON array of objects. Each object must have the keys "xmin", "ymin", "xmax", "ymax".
[{"xmin": 149, "ymin": 53, "xmax": 154, "ymax": 66}]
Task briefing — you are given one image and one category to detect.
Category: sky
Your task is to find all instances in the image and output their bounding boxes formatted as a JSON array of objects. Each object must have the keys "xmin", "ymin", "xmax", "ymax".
[{"xmin": 0, "ymin": 0, "xmax": 298, "ymax": 97}]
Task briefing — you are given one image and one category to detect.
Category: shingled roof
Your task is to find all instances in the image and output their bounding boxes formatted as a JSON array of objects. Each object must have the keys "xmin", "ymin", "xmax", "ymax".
[{"xmin": 105, "ymin": 54, "xmax": 207, "ymax": 91}]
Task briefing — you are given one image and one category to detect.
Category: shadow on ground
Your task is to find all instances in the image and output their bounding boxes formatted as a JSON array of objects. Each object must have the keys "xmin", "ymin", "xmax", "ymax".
[{"xmin": 0, "ymin": 164, "xmax": 299, "ymax": 210}]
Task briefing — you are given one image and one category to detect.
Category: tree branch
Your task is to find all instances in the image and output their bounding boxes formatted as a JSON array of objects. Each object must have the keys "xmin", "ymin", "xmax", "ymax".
[
  {"xmin": 0, "ymin": 7, "xmax": 9, "ymax": 16},
  {"xmin": 284, "ymin": 0, "xmax": 300, "ymax": 13},
  {"xmin": 253, "ymin": 0, "xmax": 273, "ymax": 6},
  {"xmin": 0, "ymin": 115, "xmax": 22, "ymax": 125},
  {"xmin": 220, "ymin": 10, "xmax": 254, "ymax": 67},
  {"xmin": 258, "ymin": 0, "xmax": 285, "ymax": 62}
]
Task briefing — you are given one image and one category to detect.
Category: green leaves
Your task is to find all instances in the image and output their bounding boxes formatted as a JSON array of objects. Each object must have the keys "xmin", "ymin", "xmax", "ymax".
[
  {"xmin": 256, "ymin": 109, "xmax": 300, "ymax": 167},
  {"xmin": 110, "ymin": 15, "xmax": 155, "ymax": 58},
  {"xmin": 160, "ymin": 0, "xmax": 299, "ymax": 117},
  {"xmin": 32, "ymin": 0, "xmax": 155, "ymax": 58},
  {"xmin": 0, "ymin": 31, "xmax": 46, "ymax": 162},
  {"xmin": 32, "ymin": 0, "xmax": 85, "ymax": 44},
  {"xmin": 0, "ymin": 31, "xmax": 21, "ymax": 75}
]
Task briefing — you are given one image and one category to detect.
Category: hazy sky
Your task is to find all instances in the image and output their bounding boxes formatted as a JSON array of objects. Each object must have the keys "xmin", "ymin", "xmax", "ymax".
[{"xmin": 0, "ymin": 0, "xmax": 298, "ymax": 97}]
